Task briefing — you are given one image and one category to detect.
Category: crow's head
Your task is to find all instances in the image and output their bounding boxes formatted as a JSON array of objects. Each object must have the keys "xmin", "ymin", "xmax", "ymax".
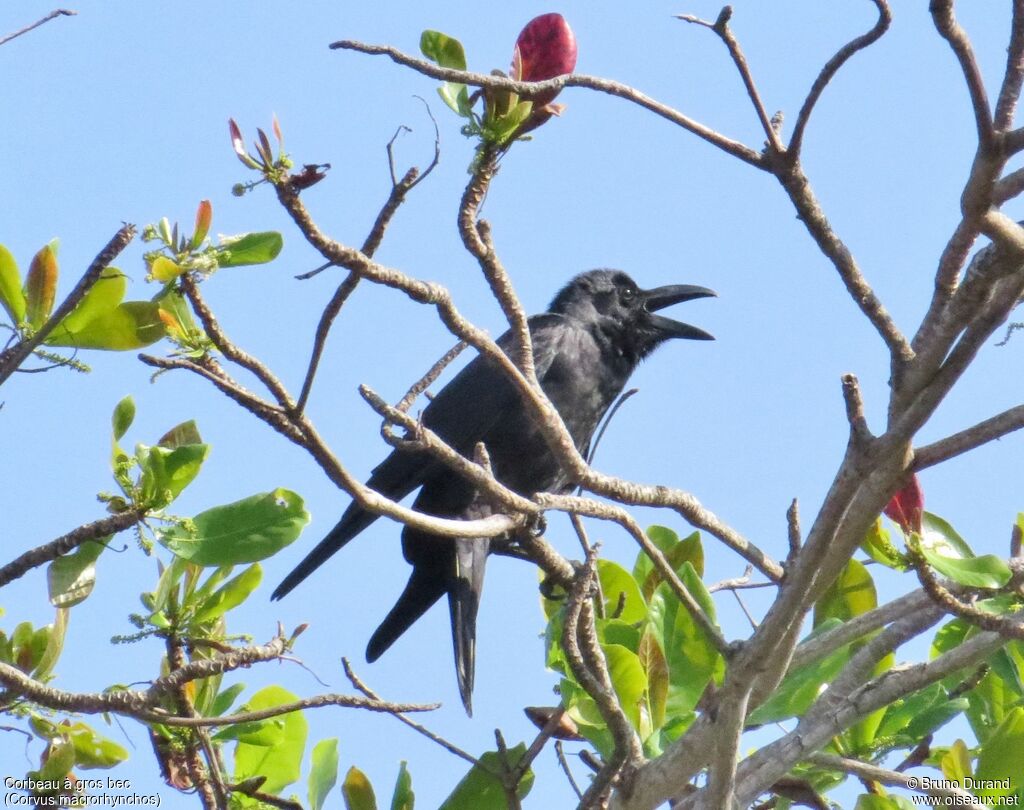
[{"xmin": 549, "ymin": 269, "xmax": 715, "ymax": 361}]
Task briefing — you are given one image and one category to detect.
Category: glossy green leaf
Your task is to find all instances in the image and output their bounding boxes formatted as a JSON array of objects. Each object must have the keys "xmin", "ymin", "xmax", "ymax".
[
  {"xmin": 233, "ymin": 686, "xmax": 307, "ymax": 793},
  {"xmin": 213, "ymin": 718, "xmax": 284, "ymax": 745},
  {"xmin": 211, "ymin": 683, "xmax": 246, "ymax": 717},
  {"xmin": 0, "ymin": 244, "xmax": 26, "ymax": 324},
  {"xmin": 48, "ymin": 541, "xmax": 105, "ymax": 608},
  {"xmin": 420, "ymin": 31, "xmax": 469, "ymax": 116},
  {"xmin": 919, "ymin": 546, "xmax": 1012, "ymax": 589},
  {"xmin": 160, "ymin": 489, "xmax": 309, "ymax": 566},
  {"xmin": 35, "ymin": 739, "xmax": 76, "ymax": 781},
  {"xmin": 597, "ymin": 559, "xmax": 647, "ymax": 623},
  {"xmin": 193, "ymin": 564, "xmax": 262, "ymax": 623},
  {"xmin": 975, "ymin": 707, "xmax": 1024, "ymax": 799},
  {"xmin": 860, "ymin": 518, "xmax": 906, "ymax": 569},
  {"xmin": 390, "ymin": 761, "xmax": 414, "ymax": 810},
  {"xmin": 214, "ymin": 232, "xmax": 283, "ymax": 267},
  {"xmin": 603, "ymin": 643, "xmax": 648, "ymax": 732},
  {"xmin": 634, "ymin": 527, "xmax": 704, "ymax": 599},
  {"xmin": 940, "ymin": 738, "xmax": 972, "ymax": 784},
  {"xmin": 308, "ymin": 738, "xmax": 340, "ymax": 810},
  {"xmin": 599, "ymin": 618, "xmax": 641, "ymax": 654},
  {"xmin": 34, "ymin": 609, "xmax": 68, "ymax": 681},
  {"xmin": 920, "ymin": 511, "xmax": 974, "ymax": 558},
  {"xmin": 149, "ymin": 255, "xmax": 184, "ymax": 282},
  {"xmin": 560, "ymin": 677, "xmax": 615, "ymax": 757},
  {"xmin": 814, "ymin": 559, "xmax": 877, "ymax": 626},
  {"xmin": 50, "ymin": 267, "xmax": 126, "ymax": 341},
  {"xmin": 46, "ymin": 299, "xmax": 165, "ymax": 350},
  {"xmin": 876, "ymin": 684, "xmax": 943, "ymax": 739},
  {"xmin": 139, "ymin": 442, "xmax": 209, "ymax": 508},
  {"xmin": 648, "ymin": 564, "xmax": 722, "ymax": 718},
  {"xmin": 343, "ymin": 767, "xmax": 378, "ymax": 810},
  {"xmin": 111, "ymin": 396, "xmax": 135, "ymax": 442},
  {"xmin": 439, "ymin": 744, "xmax": 533, "ymax": 809},
  {"xmin": 158, "ymin": 419, "xmax": 202, "ymax": 448},
  {"xmin": 904, "ymin": 697, "xmax": 970, "ymax": 741},
  {"xmin": 65, "ymin": 721, "xmax": 129, "ymax": 768},
  {"xmin": 748, "ymin": 622, "xmax": 851, "ymax": 725}
]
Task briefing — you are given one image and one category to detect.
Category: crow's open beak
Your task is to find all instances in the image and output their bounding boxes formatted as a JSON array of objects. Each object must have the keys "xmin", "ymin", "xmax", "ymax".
[{"xmin": 642, "ymin": 284, "xmax": 716, "ymax": 341}]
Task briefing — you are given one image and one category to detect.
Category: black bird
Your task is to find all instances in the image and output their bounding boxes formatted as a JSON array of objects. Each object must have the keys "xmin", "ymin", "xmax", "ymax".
[{"xmin": 272, "ymin": 269, "xmax": 714, "ymax": 714}]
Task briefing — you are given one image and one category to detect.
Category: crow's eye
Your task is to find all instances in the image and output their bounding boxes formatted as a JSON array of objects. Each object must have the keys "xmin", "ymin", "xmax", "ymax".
[{"xmin": 620, "ymin": 287, "xmax": 637, "ymax": 303}]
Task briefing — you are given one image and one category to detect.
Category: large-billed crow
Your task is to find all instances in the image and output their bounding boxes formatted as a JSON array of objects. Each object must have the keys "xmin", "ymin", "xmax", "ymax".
[{"xmin": 272, "ymin": 269, "xmax": 714, "ymax": 714}]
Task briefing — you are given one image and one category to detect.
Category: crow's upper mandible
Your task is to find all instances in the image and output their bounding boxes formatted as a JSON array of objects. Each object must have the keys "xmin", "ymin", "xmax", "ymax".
[{"xmin": 272, "ymin": 269, "xmax": 715, "ymax": 715}]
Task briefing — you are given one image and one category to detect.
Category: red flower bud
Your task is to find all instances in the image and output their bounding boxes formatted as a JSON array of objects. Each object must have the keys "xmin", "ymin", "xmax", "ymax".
[
  {"xmin": 884, "ymin": 473, "xmax": 924, "ymax": 535},
  {"xmin": 511, "ymin": 13, "xmax": 577, "ymax": 109}
]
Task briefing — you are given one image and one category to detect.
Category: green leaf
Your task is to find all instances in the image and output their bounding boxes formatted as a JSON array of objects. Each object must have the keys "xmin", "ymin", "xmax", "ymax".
[
  {"xmin": 390, "ymin": 761, "xmax": 414, "ymax": 810},
  {"xmin": 111, "ymin": 396, "xmax": 135, "ymax": 442},
  {"xmin": 50, "ymin": 268, "xmax": 126, "ymax": 339},
  {"xmin": 439, "ymin": 745, "xmax": 533, "ymax": 809},
  {"xmin": 602, "ymin": 643, "xmax": 648, "ymax": 733},
  {"xmin": 597, "ymin": 559, "xmax": 647, "ymax": 623},
  {"xmin": 420, "ymin": 31, "xmax": 469, "ymax": 116},
  {"xmin": 233, "ymin": 686, "xmax": 307, "ymax": 793},
  {"xmin": 855, "ymin": 796, "xmax": 914, "ymax": 810},
  {"xmin": 308, "ymin": 738, "xmax": 340, "ymax": 810},
  {"xmin": 46, "ymin": 299, "xmax": 165, "ymax": 350},
  {"xmin": 975, "ymin": 707, "xmax": 1024, "ymax": 799},
  {"xmin": 919, "ymin": 546, "xmax": 1012, "ymax": 589},
  {"xmin": 24, "ymin": 242, "xmax": 59, "ymax": 329},
  {"xmin": 940, "ymin": 738, "xmax": 972, "ymax": 784},
  {"xmin": 214, "ymin": 232, "xmax": 283, "ymax": 267},
  {"xmin": 921, "ymin": 511, "xmax": 975, "ymax": 558},
  {"xmin": 0, "ymin": 244, "xmax": 26, "ymax": 324},
  {"xmin": 814, "ymin": 559, "xmax": 877, "ymax": 626},
  {"xmin": 139, "ymin": 442, "xmax": 209, "ymax": 508},
  {"xmin": 860, "ymin": 518, "xmax": 906, "ymax": 569},
  {"xmin": 35, "ymin": 739, "xmax": 76, "ymax": 780},
  {"xmin": 748, "ymin": 622, "xmax": 852, "ymax": 725},
  {"xmin": 160, "ymin": 489, "xmax": 309, "ymax": 566},
  {"xmin": 48, "ymin": 541, "xmax": 105, "ymax": 608},
  {"xmin": 193, "ymin": 564, "xmax": 262, "ymax": 623},
  {"xmin": 343, "ymin": 767, "xmax": 378, "ymax": 810},
  {"xmin": 149, "ymin": 255, "xmax": 184, "ymax": 282},
  {"xmin": 34, "ymin": 609, "xmax": 68, "ymax": 681},
  {"xmin": 487, "ymin": 100, "xmax": 534, "ymax": 145},
  {"xmin": 420, "ymin": 30, "xmax": 467, "ymax": 70},
  {"xmin": 158, "ymin": 419, "xmax": 202, "ymax": 448},
  {"xmin": 211, "ymin": 683, "xmax": 246, "ymax": 717},
  {"xmin": 65, "ymin": 721, "xmax": 129, "ymax": 768},
  {"xmin": 634, "ymin": 528, "xmax": 703, "ymax": 600},
  {"xmin": 213, "ymin": 718, "xmax": 284, "ymax": 745},
  {"xmin": 647, "ymin": 564, "xmax": 722, "ymax": 718}
]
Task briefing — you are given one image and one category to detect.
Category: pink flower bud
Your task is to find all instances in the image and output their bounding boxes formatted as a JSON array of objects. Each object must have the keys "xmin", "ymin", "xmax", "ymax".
[
  {"xmin": 884, "ymin": 474, "xmax": 924, "ymax": 534},
  {"xmin": 511, "ymin": 13, "xmax": 577, "ymax": 109}
]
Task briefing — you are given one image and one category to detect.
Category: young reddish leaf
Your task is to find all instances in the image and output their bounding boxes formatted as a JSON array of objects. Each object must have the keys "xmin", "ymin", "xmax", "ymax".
[
  {"xmin": 191, "ymin": 200, "xmax": 213, "ymax": 249},
  {"xmin": 255, "ymin": 128, "xmax": 274, "ymax": 165},
  {"xmin": 229, "ymin": 119, "xmax": 261, "ymax": 169},
  {"xmin": 272, "ymin": 114, "xmax": 284, "ymax": 147},
  {"xmin": 24, "ymin": 242, "xmax": 59, "ymax": 329},
  {"xmin": 511, "ymin": 13, "xmax": 577, "ymax": 106},
  {"xmin": 884, "ymin": 473, "xmax": 924, "ymax": 535}
]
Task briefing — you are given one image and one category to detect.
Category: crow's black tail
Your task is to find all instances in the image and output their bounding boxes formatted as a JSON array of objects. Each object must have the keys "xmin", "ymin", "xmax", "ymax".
[
  {"xmin": 271, "ymin": 505, "xmax": 378, "ymax": 601},
  {"xmin": 449, "ymin": 536, "xmax": 489, "ymax": 716},
  {"xmin": 366, "ymin": 562, "xmax": 447, "ymax": 662}
]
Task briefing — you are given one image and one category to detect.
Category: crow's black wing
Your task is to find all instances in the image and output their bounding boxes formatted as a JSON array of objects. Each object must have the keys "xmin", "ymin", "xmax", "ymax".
[{"xmin": 271, "ymin": 314, "xmax": 572, "ymax": 602}]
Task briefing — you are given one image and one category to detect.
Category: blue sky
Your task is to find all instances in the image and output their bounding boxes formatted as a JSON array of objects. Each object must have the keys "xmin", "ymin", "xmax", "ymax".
[{"xmin": 1, "ymin": 2, "xmax": 1020, "ymax": 807}]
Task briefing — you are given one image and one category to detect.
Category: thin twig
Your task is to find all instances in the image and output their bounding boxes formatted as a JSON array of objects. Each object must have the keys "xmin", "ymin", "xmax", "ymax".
[
  {"xmin": 0, "ymin": 509, "xmax": 143, "ymax": 589},
  {"xmin": 913, "ymin": 403, "xmax": 1024, "ymax": 469},
  {"xmin": 0, "ymin": 9, "xmax": 76, "ymax": 48},
  {"xmin": 330, "ymin": 39, "xmax": 768, "ymax": 169},
  {"xmin": 676, "ymin": 7, "xmax": 784, "ymax": 155},
  {"xmin": 342, "ymin": 658, "xmax": 481, "ymax": 768},
  {"xmin": 788, "ymin": 0, "xmax": 892, "ymax": 156}
]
